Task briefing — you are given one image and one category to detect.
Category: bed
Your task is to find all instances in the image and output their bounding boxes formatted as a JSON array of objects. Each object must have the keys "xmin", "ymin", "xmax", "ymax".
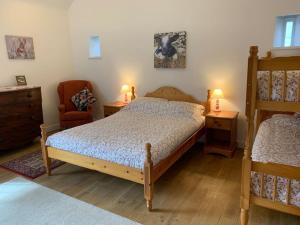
[
  {"xmin": 41, "ymin": 86, "xmax": 211, "ymax": 211},
  {"xmin": 240, "ymin": 46, "xmax": 300, "ymax": 225}
]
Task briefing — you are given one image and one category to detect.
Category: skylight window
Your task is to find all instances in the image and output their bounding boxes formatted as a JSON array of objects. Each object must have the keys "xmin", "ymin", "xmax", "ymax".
[
  {"xmin": 273, "ymin": 14, "xmax": 300, "ymax": 48},
  {"xmin": 89, "ymin": 36, "xmax": 101, "ymax": 59}
]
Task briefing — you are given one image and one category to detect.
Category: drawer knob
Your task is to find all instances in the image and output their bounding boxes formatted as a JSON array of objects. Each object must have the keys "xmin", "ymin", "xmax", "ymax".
[{"xmin": 27, "ymin": 93, "xmax": 32, "ymax": 98}]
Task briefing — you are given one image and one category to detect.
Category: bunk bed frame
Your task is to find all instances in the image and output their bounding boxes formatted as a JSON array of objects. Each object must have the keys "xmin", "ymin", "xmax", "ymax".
[{"xmin": 240, "ymin": 46, "xmax": 300, "ymax": 225}]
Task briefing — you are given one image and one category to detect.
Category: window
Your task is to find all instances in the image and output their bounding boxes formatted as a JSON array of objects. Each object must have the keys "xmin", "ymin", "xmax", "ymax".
[
  {"xmin": 89, "ymin": 36, "xmax": 101, "ymax": 58},
  {"xmin": 273, "ymin": 14, "xmax": 300, "ymax": 48}
]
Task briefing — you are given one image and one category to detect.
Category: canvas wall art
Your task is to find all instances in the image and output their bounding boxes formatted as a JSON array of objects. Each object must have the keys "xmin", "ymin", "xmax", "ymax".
[
  {"xmin": 5, "ymin": 35, "xmax": 35, "ymax": 59},
  {"xmin": 154, "ymin": 31, "xmax": 186, "ymax": 68}
]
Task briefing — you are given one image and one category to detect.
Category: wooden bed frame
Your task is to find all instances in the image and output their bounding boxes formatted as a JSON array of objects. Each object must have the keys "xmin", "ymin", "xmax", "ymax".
[
  {"xmin": 40, "ymin": 86, "xmax": 211, "ymax": 211},
  {"xmin": 240, "ymin": 46, "xmax": 300, "ymax": 225}
]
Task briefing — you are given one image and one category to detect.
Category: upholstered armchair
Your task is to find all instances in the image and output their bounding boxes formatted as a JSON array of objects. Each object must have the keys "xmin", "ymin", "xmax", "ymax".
[{"xmin": 57, "ymin": 80, "xmax": 93, "ymax": 129}]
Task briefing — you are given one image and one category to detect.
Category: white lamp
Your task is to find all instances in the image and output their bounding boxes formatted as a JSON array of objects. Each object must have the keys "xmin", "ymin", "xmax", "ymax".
[
  {"xmin": 212, "ymin": 89, "xmax": 224, "ymax": 112},
  {"xmin": 121, "ymin": 84, "xmax": 130, "ymax": 103}
]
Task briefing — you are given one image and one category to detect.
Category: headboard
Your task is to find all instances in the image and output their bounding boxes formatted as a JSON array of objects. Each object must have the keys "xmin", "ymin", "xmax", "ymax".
[
  {"xmin": 145, "ymin": 86, "xmax": 211, "ymax": 115},
  {"xmin": 246, "ymin": 46, "xmax": 300, "ymax": 124}
]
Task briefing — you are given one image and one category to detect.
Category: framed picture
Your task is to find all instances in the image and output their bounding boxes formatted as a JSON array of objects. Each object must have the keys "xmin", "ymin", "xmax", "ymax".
[
  {"xmin": 16, "ymin": 75, "xmax": 27, "ymax": 86},
  {"xmin": 154, "ymin": 31, "xmax": 187, "ymax": 68},
  {"xmin": 5, "ymin": 35, "xmax": 35, "ymax": 60}
]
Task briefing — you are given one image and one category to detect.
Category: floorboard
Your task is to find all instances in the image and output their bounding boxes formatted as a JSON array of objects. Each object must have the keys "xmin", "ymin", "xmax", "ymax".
[{"xmin": 0, "ymin": 142, "xmax": 299, "ymax": 225}]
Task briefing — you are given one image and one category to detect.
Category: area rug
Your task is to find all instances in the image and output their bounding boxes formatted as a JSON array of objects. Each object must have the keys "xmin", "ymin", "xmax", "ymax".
[
  {"xmin": 0, "ymin": 178, "xmax": 141, "ymax": 225},
  {"xmin": 0, "ymin": 150, "xmax": 64, "ymax": 179}
]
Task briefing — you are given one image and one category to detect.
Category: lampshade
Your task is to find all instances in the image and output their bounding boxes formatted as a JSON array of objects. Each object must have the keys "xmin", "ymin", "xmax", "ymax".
[
  {"xmin": 212, "ymin": 89, "xmax": 224, "ymax": 99},
  {"xmin": 121, "ymin": 84, "xmax": 130, "ymax": 93}
]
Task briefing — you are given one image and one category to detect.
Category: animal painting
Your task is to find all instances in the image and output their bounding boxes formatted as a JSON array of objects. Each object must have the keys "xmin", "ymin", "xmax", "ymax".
[
  {"xmin": 155, "ymin": 34, "xmax": 179, "ymax": 60},
  {"xmin": 154, "ymin": 31, "xmax": 186, "ymax": 68}
]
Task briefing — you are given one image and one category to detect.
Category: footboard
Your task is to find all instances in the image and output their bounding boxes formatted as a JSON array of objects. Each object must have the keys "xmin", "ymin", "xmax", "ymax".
[{"xmin": 250, "ymin": 161, "xmax": 300, "ymax": 216}]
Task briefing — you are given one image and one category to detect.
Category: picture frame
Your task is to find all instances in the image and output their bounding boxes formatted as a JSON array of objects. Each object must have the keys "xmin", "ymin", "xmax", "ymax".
[
  {"xmin": 5, "ymin": 35, "xmax": 35, "ymax": 60},
  {"xmin": 16, "ymin": 75, "xmax": 27, "ymax": 86},
  {"xmin": 154, "ymin": 31, "xmax": 187, "ymax": 68}
]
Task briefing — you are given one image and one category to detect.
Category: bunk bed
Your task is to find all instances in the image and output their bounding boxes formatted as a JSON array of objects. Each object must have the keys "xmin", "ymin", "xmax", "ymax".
[{"xmin": 240, "ymin": 46, "xmax": 300, "ymax": 225}]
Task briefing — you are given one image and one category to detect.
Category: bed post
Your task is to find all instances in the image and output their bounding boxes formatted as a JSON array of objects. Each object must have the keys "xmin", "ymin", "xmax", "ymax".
[
  {"xmin": 207, "ymin": 89, "xmax": 211, "ymax": 114},
  {"xmin": 144, "ymin": 143, "xmax": 154, "ymax": 211},
  {"xmin": 40, "ymin": 124, "xmax": 51, "ymax": 176},
  {"xmin": 240, "ymin": 46, "xmax": 258, "ymax": 225},
  {"xmin": 131, "ymin": 86, "xmax": 136, "ymax": 101}
]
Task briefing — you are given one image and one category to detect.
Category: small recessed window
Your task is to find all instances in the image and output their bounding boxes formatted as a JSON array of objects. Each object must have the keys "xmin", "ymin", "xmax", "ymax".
[
  {"xmin": 89, "ymin": 36, "xmax": 101, "ymax": 59},
  {"xmin": 273, "ymin": 14, "xmax": 300, "ymax": 48}
]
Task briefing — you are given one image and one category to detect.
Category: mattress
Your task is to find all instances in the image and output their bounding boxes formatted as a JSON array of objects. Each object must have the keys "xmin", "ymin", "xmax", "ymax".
[
  {"xmin": 46, "ymin": 98, "xmax": 205, "ymax": 169},
  {"xmin": 251, "ymin": 115, "xmax": 300, "ymax": 206}
]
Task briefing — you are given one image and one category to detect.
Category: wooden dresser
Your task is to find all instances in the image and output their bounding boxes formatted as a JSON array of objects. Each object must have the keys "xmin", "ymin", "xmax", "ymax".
[{"xmin": 0, "ymin": 86, "xmax": 43, "ymax": 150}]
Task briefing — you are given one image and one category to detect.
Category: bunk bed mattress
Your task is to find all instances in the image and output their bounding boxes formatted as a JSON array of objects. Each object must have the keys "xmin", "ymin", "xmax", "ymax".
[
  {"xmin": 251, "ymin": 115, "xmax": 300, "ymax": 206},
  {"xmin": 46, "ymin": 100, "xmax": 205, "ymax": 170}
]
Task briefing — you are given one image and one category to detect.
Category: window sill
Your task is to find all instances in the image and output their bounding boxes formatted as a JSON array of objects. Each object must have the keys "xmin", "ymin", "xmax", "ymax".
[{"xmin": 271, "ymin": 47, "xmax": 300, "ymax": 57}]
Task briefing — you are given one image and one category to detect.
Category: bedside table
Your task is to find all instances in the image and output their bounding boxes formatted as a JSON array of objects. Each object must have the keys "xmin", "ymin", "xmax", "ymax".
[
  {"xmin": 204, "ymin": 111, "xmax": 239, "ymax": 158},
  {"xmin": 104, "ymin": 101, "xmax": 127, "ymax": 117}
]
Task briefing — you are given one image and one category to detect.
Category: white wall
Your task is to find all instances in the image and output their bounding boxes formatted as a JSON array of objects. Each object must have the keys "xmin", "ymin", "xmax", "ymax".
[
  {"xmin": 0, "ymin": 0, "xmax": 73, "ymax": 125},
  {"xmin": 68, "ymin": 0, "xmax": 300, "ymax": 145}
]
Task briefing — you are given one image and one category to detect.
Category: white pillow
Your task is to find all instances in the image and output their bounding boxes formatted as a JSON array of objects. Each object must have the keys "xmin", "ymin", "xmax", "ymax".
[{"xmin": 168, "ymin": 101, "xmax": 205, "ymax": 122}]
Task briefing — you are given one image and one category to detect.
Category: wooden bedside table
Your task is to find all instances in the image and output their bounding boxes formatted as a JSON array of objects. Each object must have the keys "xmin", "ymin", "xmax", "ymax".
[
  {"xmin": 204, "ymin": 111, "xmax": 239, "ymax": 158},
  {"xmin": 104, "ymin": 101, "xmax": 127, "ymax": 117}
]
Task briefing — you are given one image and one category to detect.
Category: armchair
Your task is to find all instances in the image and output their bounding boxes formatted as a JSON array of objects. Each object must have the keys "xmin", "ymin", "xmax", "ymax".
[{"xmin": 57, "ymin": 80, "xmax": 94, "ymax": 129}]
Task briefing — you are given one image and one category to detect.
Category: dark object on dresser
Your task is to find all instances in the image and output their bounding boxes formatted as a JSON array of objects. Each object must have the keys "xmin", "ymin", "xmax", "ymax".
[{"xmin": 0, "ymin": 86, "xmax": 43, "ymax": 150}]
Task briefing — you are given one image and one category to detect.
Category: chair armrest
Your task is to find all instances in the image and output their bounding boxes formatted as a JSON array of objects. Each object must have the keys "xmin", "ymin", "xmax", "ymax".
[{"xmin": 58, "ymin": 104, "xmax": 66, "ymax": 113}]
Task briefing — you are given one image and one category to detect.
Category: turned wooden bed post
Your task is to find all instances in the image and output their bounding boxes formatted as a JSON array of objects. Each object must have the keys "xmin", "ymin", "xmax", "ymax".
[
  {"xmin": 131, "ymin": 86, "xmax": 136, "ymax": 101},
  {"xmin": 207, "ymin": 89, "xmax": 212, "ymax": 114},
  {"xmin": 40, "ymin": 124, "xmax": 51, "ymax": 176},
  {"xmin": 240, "ymin": 46, "xmax": 258, "ymax": 225},
  {"xmin": 144, "ymin": 143, "xmax": 154, "ymax": 211}
]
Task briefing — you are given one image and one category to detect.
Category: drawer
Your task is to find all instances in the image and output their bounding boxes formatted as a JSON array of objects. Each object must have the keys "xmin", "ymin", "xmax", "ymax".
[
  {"xmin": 206, "ymin": 117, "xmax": 232, "ymax": 130},
  {"xmin": 1, "ymin": 101, "xmax": 42, "ymax": 116},
  {"xmin": 104, "ymin": 106, "xmax": 121, "ymax": 116},
  {"xmin": 0, "ymin": 88, "xmax": 41, "ymax": 105}
]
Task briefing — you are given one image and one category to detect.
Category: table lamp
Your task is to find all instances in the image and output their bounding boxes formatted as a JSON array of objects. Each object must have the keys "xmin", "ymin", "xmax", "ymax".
[
  {"xmin": 212, "ymin": 89, "xmax": 224, "ymax": 112},
  {"xmin": 121, "ymin": 84, "xmax": 130, "ymax": 103}
]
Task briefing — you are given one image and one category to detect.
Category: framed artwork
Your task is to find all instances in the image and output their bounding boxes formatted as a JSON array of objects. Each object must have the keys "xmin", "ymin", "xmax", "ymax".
[
  {"xmin": 5, "ymin": 35, "xmax": 35, "ymax": 59},
  {"xmin": 16, "ymin": 75, "xmax": 27, "ymax": 86},
  {"xmin": 154, "ymin": 31, "xmax": 187, "ymax": 68}
]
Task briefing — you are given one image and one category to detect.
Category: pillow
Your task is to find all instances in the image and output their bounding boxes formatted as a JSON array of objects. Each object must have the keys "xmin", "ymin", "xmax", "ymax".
[
  {"xmin": 71, "ymin": 87, "xmax": 96, "ymax": 111},
  {"xmin": 123, "ymin": 98, "xmax": 167, "ymax": 114},
  {"xmin": 294, "ymin": 112, "xmax": 300, "ymax": 118},
  {"xmin": 168, "ymin": 101, "xmax": 205, "ymax": 122},
  {"xmin": 123, "ymin": 99, "xmax": 205, "ymax": 122}
]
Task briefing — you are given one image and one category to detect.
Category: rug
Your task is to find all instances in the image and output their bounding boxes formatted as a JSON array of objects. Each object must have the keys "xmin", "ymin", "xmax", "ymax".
[
  {"xmin": 0, "ymin": 177, "xmax": 142, "ymax": 225},
  {"xmin": 0, "ymin": 150, "xmax": 64, "ymax": 179}
]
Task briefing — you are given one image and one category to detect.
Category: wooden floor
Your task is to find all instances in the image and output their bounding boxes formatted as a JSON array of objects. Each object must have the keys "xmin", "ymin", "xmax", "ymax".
[{"xmin": 0, "ymin": 142, "xmax": 299, "ymax": 225}]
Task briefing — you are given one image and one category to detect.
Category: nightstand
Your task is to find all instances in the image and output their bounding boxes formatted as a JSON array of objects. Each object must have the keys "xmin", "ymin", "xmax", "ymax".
[
  {"xmin": 103, "ymin": 101, "xmax": 127, "ymax": 117},
  {"xmin": 204, "ymin": 111, "xmax": 239, "ymax": 158}
]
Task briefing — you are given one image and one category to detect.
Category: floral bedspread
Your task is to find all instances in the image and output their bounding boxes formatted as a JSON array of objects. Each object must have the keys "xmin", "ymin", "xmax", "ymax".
[
  {"xmin": 46, "ymin": 99, "xmax": 205, "ymax": 169},
  {"xmin": 251, "ymin": 115, "xmax": 300, "ymax": 207}
]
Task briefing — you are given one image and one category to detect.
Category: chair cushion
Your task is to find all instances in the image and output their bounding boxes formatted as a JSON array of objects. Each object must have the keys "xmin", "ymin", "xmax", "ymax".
[
  {"xmin": 71, "ymin": 88, "xmax": 96, "ymax": 111},
  {"xmin": 61, "ymin": 111, "xmax": 92, "ymax": 121}
]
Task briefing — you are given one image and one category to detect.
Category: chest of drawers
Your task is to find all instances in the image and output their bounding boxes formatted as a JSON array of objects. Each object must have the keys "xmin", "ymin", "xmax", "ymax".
[{"xmin": 0, "ymin": 86, "xmax": 43, "ymax": 150}]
